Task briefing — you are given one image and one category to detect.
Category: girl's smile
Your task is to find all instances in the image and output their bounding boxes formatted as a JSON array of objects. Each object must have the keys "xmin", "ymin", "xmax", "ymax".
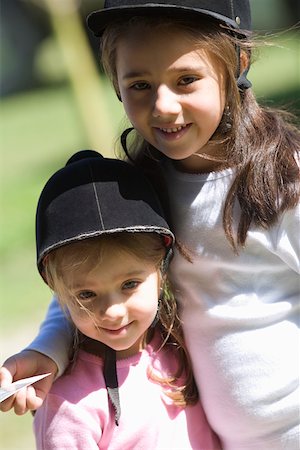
[
  {"xmin": 116, "ymin": 26, "xmax": 226, "ymax": 171},
  {"xmin": 100, "ymin": 322, "xmax": 133, "ymax": 336},
  {"xmin": 155, "ymin": 123, "xmax": 192, "ymax": 140}
]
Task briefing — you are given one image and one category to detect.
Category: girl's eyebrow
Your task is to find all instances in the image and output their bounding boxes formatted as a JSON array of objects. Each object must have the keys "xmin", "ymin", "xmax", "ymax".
[
  {"xmin": 122, "ymin": 66, "xmax": 207, "ymax": 80},
  {"xmin": 169, "ymin": 65, "xmax": 206, "ymax": 73},
  {"xmin": 121, "ymin": 70, "xmax": 151, "ymax": 80},
  {"xmin": 71, "ymin": 270, "xmax": 148, "ymax": 289},
  {"xmin": 119, "ymin": 269, "xmax": 148, "ymax": 277}
]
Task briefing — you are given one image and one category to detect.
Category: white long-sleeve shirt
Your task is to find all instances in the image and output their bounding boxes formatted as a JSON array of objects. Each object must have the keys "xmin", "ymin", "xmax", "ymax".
[
  {"xmin": 28, "ymin": 164, "xmax": 300, "ymax": 449},
  {"xmin": 165, "ymin": 164, "xmax": 300, "ymax": 449}
]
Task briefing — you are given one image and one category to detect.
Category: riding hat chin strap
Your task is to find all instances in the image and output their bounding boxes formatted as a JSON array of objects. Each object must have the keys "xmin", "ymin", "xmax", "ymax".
[{"xmin": 79, "ymin": 334, "xmax": 121, "ymax": 425}]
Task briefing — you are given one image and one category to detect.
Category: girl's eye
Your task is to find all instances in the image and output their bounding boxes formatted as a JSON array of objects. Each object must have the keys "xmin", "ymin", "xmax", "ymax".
[
  {"xmin": 178, "ymin": 76, "xmax": 199, "ymax": 86},
  {"xmin": 77, "ymin": 291, "xmax": 96, "ymax": 301},
  {"xmin": 130, "ymin": 81, "xmax": 150, "ymax": 91},
  {"xmin": 122, "ymin": 280, "xmax": 139, "ymax": 290}
]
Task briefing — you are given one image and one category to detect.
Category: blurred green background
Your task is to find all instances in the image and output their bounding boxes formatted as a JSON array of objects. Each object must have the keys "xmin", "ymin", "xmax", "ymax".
[{"xmin": 0, "ymin": 0, "xmax": 299, "ymax": 448}]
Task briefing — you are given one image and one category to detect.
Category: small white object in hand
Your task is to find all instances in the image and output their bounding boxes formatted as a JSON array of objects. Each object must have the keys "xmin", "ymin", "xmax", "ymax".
[{"xmin": 0, "ymin": 373, "xmax": 51, "ymax": 402}]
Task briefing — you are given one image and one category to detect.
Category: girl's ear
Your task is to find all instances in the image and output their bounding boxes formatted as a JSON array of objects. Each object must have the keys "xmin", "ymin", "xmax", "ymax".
[
  {"xmin": 237, "ymin": 50, "xmax": 252, "ymax": 90},
  {"xmin": 240, "ymin": 50, "xmax": 250, "ymax": 74}
]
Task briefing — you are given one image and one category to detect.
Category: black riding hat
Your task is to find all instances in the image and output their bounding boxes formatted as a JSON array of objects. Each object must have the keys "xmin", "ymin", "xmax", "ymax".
[
  {"xmin": 36, "ymin": 150, "xmax": 174, "ymax": 278},
  {"xmin": 87, "ymin": 0, "xmax": 251, "ymax": 37},
  {"xmin": 87, "ymin": 0, "xmax": 252, "ymax": 90}
]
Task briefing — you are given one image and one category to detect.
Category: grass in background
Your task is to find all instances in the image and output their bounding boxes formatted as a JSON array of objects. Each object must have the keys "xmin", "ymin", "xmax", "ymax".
[
  {"xmin": 251, "ymin": 33, "xmax": 300, "ymax": 115},
  {"xmin": 0, "ymin": 33, "xmax": 299, "ymax": 450}
]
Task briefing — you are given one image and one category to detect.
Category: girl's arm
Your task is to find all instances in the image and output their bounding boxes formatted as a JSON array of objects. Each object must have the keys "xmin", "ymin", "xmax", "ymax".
[
  {"xmin": 26, "ymin": 296, "xmax": 74, "ymax": 375},
  {"xmin": 0, "ymin": 297, "xmax": 73, "ymax": 414}
]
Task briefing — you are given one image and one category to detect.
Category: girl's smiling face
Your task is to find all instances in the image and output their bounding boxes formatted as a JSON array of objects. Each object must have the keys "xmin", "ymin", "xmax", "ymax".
[
  {"xmin": 65, "ymin": 248, "xmax": 160, "ymax": 359},
  {"xmin": 116, "ymin": 26, "xmax": 227, "ymax": 171}
]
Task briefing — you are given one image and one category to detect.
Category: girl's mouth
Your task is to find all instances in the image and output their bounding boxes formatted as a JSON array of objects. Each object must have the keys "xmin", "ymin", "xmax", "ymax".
[
  {"xmin": 160, "ymin": 124, "xmax": 189, "ymax": 133},
  {"xmin": 102, "ymin": 323, "xmax": 131, "ymax": 335},
  {"xmin": 154, "ymin": 123, "xmax": 192, "ymax": 140}
]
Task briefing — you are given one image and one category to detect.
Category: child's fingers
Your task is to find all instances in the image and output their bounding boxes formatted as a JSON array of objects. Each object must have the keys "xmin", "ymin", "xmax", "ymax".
[
  {"xmin": 25, "ymin": 374, "xmax": 55, "ymax": 410},
  {"xmin": 25, "ymin": 385, "xmax": 43, "ymax": 411},
  {"xmin": 1, "ymin": 383, "xmax": 47, "ymax": 414},
  {"xmin": 13, "ymin": 387, "xmax": 29, "ymax": 416},
  {"xmin": 0, "ymin": 395, "xmax": 16, "ymax": 412},
  {"xmin": 14, "ymin": 385, "xmax": 47, "ymax": 415}
]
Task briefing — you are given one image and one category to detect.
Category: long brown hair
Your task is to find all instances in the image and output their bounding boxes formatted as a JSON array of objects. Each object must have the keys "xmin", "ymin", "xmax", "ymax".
[
  {"xmin": 44, "ymin": 233, "xmax": 198, "ymax": 406},
  {"xmin": 101, "ymin": 16, "xmax": 300, "ymax": 251}
]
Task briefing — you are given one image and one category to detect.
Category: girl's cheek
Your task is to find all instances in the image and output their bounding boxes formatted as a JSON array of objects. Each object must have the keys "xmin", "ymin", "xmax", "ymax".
[
  {"xmin": 68, "ymin": 305, "xmax": 91, "ymax": 322},
  {"xmin": 122, "ymin": 105, "xmax": 139, "ymax": 127},
  {"xmin": 121, "ymin": 91, "xmax": 144, "ymax": 114},
  {"xmin": 121, "ymin": 95, "xmax": 135, "ymax": 114}
]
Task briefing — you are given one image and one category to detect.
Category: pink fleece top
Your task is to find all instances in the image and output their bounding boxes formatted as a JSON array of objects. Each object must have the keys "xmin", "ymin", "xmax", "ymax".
[{"xmin": 33, "ymin": 337, "xmax": 219, "ymax": 449}]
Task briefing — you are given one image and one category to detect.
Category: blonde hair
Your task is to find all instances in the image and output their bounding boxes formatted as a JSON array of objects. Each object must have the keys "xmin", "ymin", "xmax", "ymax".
[
  {"xmin": 101, "ymin": 16, "xmax": 300, "ymax": 251},
  {"xmin": 44, "ymin": 232, "xmax": 198, "ymax": 407}
]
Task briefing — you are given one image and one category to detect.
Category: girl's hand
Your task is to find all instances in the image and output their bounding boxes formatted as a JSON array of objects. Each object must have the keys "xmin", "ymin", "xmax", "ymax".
[{"xmin": 0, "ymin": 350, "xmax": 57, "ymax": 415}]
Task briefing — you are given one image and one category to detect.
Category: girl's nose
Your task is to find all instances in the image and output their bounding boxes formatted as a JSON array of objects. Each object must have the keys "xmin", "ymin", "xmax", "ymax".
[
  {"xmin": 97, "ymin": 295, "xmax": 126, "ymax": 320},
  {"xmin": 152, "ymin": 85, "xmax": 181, "ymax": 118}
]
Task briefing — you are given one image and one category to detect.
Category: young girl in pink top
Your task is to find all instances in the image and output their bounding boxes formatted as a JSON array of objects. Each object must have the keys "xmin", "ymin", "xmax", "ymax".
[{"xmin": 32, "ymin": 150, "xmax": 219, "ymax": 449}]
